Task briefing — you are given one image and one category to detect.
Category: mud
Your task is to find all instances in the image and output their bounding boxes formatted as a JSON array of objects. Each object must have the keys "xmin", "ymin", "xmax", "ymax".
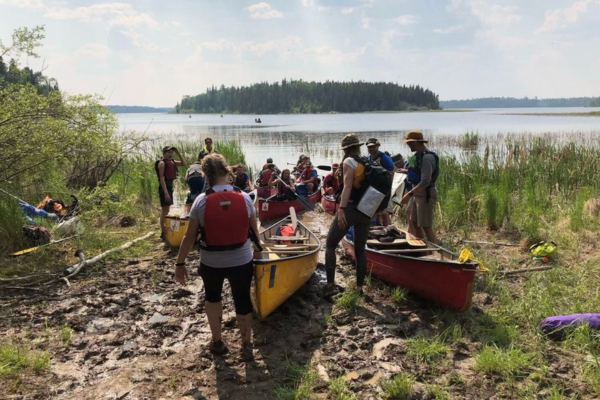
[{"xmin": 0, "ymin": 213, "xmax": 590, "ymax": 399}]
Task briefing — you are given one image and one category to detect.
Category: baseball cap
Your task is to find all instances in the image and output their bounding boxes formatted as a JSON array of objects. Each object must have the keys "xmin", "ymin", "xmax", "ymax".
[
  {"xmin": 366, "ymin": 138, "xmax": 380, "ymax": 147},
  {"xmin": 162, "ymin": 146, "xmax": 175, "ymax": 153}
]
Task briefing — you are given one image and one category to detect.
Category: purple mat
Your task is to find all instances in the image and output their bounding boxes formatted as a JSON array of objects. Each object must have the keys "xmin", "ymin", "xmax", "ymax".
[{"xmin": 539, "ymin": 313, "xmax": 600, "ymax": 334}]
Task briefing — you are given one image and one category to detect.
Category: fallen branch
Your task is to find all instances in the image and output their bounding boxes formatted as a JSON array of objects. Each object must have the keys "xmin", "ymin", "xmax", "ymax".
[
  {"xmin": 0, "ymin": 274, "xmax": 45, "ymax": 283},
  {"xmin": 501, "ymin": 265, "xmax": 554, "ymax": 276},
  {"xmin": 463, "ymin": 240, "xmax": 519, "ymax": 247}
]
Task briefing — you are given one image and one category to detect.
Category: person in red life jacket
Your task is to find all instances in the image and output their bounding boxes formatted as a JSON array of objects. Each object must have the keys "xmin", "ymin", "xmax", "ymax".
[
  {"xmin": 399, "ymin": 130, "xmax": 439, "ymax": 243},
  {"xmin": 156, "ymin": 146, "xmax": 186, "ymax": 240},
  {"xmin": 233, "ymin": 164, "xmax": 253, "ymax": 192},
  {"xmin": 366, "ymin": 137, "xmax": 395, "ymax": 226},
  {"xmin": 257, "ymin": 158, "xmax": 280, "ymax": 187},
  {"xmin": 323, "ymin": 163, "xmax": 340, "ymax": 196},
  {"xmin": 268, "ymin": 168, "xmax": 297, "ymax": 201},
  {"xmin": 175, "ymin": 153, "xmax": 262, "ymax": 360},
  {"xmin": 298, "ymin": 162, "xmax": 319, "ymax": 194}
]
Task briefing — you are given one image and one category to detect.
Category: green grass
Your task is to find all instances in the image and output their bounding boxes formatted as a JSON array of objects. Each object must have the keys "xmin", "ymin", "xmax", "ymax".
[
  {"xmin": 380, "ymin": 373, "xmax": 414, "ymax": 400},
  {"xmin": 461, "ymin": 131, "xmax": 480, "ymax": 148},
  {"xmin": 273, "ymin": 362, "xmax": 318, "ymax": 400},
  {"xmin": 406, "ymin": 335, "xmax": 449, "ymax": 364},
  {"xmin": 328, "ymin": 377, "xmax": 356, "ymax": 400},
  {"xmin": 334, "ymin": 290, "xmax": 361, "ymax": 312},
  {"xmin": 425, "ymin": 384, "xmax": 450, "ymax": 400},
  {"xmin": 60, "ymin": 325, "xmax": 72, "ymax": 347},
  {"xmin": 474, "ymin": 346, "xmax": 530, "ymax": 378},
  {"xmin": 389, "ymin": 287, "xmax": 408, "ymax": 305},
  {"xmin": 0, "ymin": 343, "xmax": 50, "ymax": 377}
]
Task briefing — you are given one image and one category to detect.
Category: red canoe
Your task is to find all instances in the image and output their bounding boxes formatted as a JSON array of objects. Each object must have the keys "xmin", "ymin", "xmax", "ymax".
[
  {"xmin": 258, "ymin": 190, "xmax": 321, "ymax": 221},
  {"xmin": 320, "ymin": 190, "xmax": 339, "ymax": 216},
  {"xmin": 342, "ymin": 236, "xmax": 479, "ymax": 311},
  {"xmin": 256, "ymin": 186, "xmax": 277, "ymax": 199}
]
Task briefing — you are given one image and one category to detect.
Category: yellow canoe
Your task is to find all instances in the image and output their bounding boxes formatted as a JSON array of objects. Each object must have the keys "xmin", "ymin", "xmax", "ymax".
[{"xmin": 252, "ymin": 217, "xmax": 321, "ymax": 319}]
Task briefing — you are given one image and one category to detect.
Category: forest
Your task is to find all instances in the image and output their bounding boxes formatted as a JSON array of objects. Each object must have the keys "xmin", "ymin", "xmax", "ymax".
[
  {"xmin": 176, "ymin": 79, "xmax": 440, "ymax": 114},
  {"xmin": 441, "ymin": 96, "xmax": 599, "ymax": 108}
]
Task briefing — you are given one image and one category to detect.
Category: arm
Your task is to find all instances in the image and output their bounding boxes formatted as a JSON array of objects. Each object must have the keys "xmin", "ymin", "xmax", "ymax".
[
  {"xmin": 174, "ymin": 217, "xmax": 200, "ymax": 285},
  {"xmin": 401, "ymin": 155, "xmax": 433, "ymax": 202},
  {"xmin": 173, "ymin": 149, "xmax": 187, "ymax": 167},
  {"xmin": 268, "ymin": 174, "xmax": 278, "ymax": 187},
  {"xmin": 184, "ymin": 169, "xmax": 190, "ymax": 183}
]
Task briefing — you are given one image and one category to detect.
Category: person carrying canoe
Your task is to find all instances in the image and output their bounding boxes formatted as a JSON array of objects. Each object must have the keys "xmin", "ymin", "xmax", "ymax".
[
  {"xmin": 400, "ymin": 130, "xmax": 439, "ymax": 243},
  {"xmin": 233, "ymin": 164, "xmax": 253, "ymax": 192},
  {"xmin": 156, "ymin": 146, "xmax": 186, "ymax": 241},
  {"xmin": 183, "ymin": 151, "xmax": 206, "ymax": 216},
  {"xmin": 257, "ymin": 158, "xmax": 280, "ymax": 187},
  {"xmin": 174, "ymin": 153, "xmax": 261, "ymax": 360},
  {"xmin": 269, "ymin": 168, "xmax": 297, "ymax": 201},
  {"xmin": 366, "ymin": 137, "xmax": 394, "ymax": 226},
  {"xmin": 198, "ymin": 137, "xmax": 219, "ymax": 159},
  {"xmin": 323, "ymin": 162, "xmax": 340, "ymax": 196},
  {"xmin": 324, "ymin": 134, "xmax": 372, "ymax": 297}
]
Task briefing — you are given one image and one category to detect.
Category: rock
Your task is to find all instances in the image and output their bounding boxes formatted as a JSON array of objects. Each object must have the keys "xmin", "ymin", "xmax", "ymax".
[
  {"xmin": 147, "ymin": 312, "xmax": 170, "ymax": 326},
  {"xmin": 347, "ymin": 326, "xmax": 359, "ymax": 336}
]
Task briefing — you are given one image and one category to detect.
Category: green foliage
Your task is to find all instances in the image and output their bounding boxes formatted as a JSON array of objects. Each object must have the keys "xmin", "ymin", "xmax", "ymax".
[
  {"xmin": 0, "ymin": 343, "xmax": 49, "ymax": 376},
  {"xmin": 474, "ymin": 346, "xmax": 530, "ymax": 377},
  {"xmin": 179, "ymin": 79, "xmax": 440, "ymax": 114},
  {"xmin": 389, "ymin": 287, "xmax": 408, "ymax": 305},
  {"xmin": 380, "ymin": 373, "xmax": 414, "ymax": 400},
  {"xmin": 60, "ymin": 325, "xmax": 72, "ymax": 347},
  {"xmin": 461, "ymin": 132, "xmax": 479, "ymax": 148},
  {"xmin": 273, "ymin": 362, "xmax": 317, "ymax": 400},
  {"xmin": 425, "ymin": 384, "xmax": 450, "ymax": 400},
  {"xmin": 589, "ymin": 97, "xmax": 600, "ymax": 107},
  {"xmin": 334, "ymin": 290, "xmax": 361, "ymax": 312},
  {"xmin": 0, "ymin": 196, "xmax": 25, "ymax": 254},
  {"xmin": 328, "ymin": 377, "xmax": 356, "ymax": 400},
  {"xmin": 406, "ymin": 335, "xmax": 449, "ymax": 364}
]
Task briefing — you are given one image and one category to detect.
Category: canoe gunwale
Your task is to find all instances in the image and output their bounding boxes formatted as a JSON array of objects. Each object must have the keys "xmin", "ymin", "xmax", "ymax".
[{"xmin": 254, "ymin": 216, "xmax": 322, "ymax": 264}]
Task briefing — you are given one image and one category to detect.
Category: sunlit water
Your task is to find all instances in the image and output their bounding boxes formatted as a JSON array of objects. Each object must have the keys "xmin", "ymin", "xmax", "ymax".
[{"xmin": 118, "ymin": 108, "xmax": 600, "ymax": 169}]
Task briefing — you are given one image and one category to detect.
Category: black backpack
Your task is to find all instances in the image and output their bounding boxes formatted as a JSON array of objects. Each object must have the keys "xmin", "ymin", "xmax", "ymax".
[{"xmin": 352, "ymin": 155, "xmax": 392, "ymax": 213}]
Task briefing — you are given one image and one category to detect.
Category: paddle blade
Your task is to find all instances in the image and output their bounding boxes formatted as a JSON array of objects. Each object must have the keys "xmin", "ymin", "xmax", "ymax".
[
  {"xmin": 316, "ymin": 165, "xmax": 332, "ymax": 171},
  {"xmin": 289, "ymin": 207, "xmax": 298, "ymax": 233},
  {"xmin": 10, "ymin": 246, "xmax": 39, "ymax": 256},
  {"xmin": 296, "ymin": 195, "xmax": 315, "ymax": 211}
]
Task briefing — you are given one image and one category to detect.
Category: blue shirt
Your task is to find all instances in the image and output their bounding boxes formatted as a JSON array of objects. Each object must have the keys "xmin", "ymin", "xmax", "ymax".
[{"xmin": 371, "ymin": 151, "xmax": 394, "ymax": 172}]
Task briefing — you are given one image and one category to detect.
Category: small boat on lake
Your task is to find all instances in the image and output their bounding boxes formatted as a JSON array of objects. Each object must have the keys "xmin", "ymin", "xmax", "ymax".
[
  {"xmin": 253, "ymin": 216, "xmax": 321, "ymax": 318},
  {"xmin": 257, "ymin": 190, "xmax": 321, "ymax": 221},
  {"xmin": 342, "ymin": 229, "xmax": 479, "ymax": 311}
]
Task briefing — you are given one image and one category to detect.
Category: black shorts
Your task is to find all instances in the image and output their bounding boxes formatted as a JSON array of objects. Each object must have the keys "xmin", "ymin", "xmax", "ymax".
[
  {"xmin": 158, "ymin": 183, "xmax": 174, "ymax": 207},
  {"xmin": 198, "ymin": 261, "xmax": 254, "ymax": 315}
]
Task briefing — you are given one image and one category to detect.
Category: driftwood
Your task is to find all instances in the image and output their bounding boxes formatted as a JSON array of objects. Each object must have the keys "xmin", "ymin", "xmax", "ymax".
[
  {"xmin": 463, "ymin": 240, "xmax": 518, "ymax": 247},
  {"xmin": 501, "ymin": 265, "xmax": 554, "ymax": 276}
]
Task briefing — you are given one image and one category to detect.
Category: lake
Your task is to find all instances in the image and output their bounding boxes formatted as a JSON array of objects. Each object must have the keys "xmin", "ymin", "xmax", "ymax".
[{"xmin": 118, "ymin": 108, "xmax": 600, "ymax": 170}]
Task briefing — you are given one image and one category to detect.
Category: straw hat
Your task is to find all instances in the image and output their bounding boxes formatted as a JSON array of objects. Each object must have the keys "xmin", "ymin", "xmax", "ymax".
[
  {"xmin": 402, "ymin": 130, "xmax": 428, "ymax": 144},
  {"xmin": 390, "ymin": 153, "xmax": 404, "ymax": 165},
  {"xmin": 340, "ymin": 133, "xmax": 364, "ymax": 150}
]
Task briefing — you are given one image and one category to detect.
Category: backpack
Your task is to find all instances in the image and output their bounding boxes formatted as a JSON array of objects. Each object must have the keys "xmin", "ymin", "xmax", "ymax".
[{"xmin": 352, "ymin": 155, "xmax": 392, "ymax": 214}]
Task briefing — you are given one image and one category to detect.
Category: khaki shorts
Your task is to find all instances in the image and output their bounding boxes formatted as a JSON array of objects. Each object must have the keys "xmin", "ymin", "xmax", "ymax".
[{"xmin": 408, "ymin": 194, "xmax": 436, "ymax": 228}]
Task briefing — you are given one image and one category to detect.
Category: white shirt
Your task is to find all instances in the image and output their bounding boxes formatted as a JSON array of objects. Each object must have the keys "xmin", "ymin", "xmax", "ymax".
[{"xmin": 189, "ymin": 184, "xmax": 254, "ymax": 268}]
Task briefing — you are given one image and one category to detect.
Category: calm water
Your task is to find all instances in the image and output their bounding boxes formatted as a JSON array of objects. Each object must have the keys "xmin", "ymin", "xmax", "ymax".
[{"xmin": 118, "ymin": 108, "xmax": 600, "ymax": 169}]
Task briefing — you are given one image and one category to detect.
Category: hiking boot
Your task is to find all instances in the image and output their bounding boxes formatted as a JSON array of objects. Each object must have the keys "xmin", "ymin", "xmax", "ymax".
[
  {"xmin": 240, "ymin": 343, "xmax": 254, "ymax": 361},
  {"xmin": 322, "ymin": 283, "xmax": 342, "ymax": 299},
  {"xmin": 209, "ymin": 340, "xmax": 228, "ymax": 355}
]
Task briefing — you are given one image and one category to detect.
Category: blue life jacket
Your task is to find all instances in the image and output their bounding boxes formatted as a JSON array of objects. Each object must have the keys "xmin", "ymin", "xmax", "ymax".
[{"xmin": 407, "ymin": 150, "xmax": 439, "ymax": 187}]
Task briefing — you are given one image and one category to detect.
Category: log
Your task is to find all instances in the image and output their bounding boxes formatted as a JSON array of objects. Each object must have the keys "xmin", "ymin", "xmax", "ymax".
[{"xmin": 501, "ymin": 265, "xmax": 554, "ymax": 276}]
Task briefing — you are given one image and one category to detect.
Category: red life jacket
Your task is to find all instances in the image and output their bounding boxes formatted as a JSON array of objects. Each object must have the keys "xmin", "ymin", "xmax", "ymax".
[
  {"xmin": 260, "ymin": 169, "xmax": 273, "ymax": 186},
  {"xmin": 323, "ymin": 173, "xmax": 338, "ymax": 191},
  {"xmin": 301, "ymin": 169, "xmax": 316, "ymax": 184},
  {"xmin": 155, "ymin": 158, "xmax": 177, "ymax": 181},
  {"xmin": 278, "ymin": 224, "xmax": 295, "ymax": 244},
  {"xmin": 200, "ymin": 187, "xmax": 249, "ymax": 251}
]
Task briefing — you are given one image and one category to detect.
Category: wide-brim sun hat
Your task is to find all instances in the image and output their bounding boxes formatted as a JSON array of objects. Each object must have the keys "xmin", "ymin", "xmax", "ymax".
[
  {"xmin": 402, "ymin": 130, "xmax": 428, "ymax": 144},
  {"xmin": 340, "ymin": 133, "xmax": 364, "ymax": 150},
  {"xmin": 391, "ymin": 153, "xmax": 404, "ymax": 164}
]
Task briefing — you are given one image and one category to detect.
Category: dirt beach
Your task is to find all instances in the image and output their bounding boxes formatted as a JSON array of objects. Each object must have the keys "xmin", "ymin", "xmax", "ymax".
[{"xmin": 0, "ymin": 211, "xmax": 591, "ymax": 400}]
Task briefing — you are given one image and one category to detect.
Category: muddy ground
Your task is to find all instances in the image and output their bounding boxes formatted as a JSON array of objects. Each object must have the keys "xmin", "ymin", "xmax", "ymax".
[{"xmin": 0, "ymin": 212, "xmax": 586, "ymax": 399}]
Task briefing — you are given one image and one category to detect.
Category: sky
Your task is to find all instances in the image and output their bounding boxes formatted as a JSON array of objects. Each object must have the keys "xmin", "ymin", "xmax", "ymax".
[{"xmin": 1, "ymin": 0, "xmax": 599, "ymax": 107}]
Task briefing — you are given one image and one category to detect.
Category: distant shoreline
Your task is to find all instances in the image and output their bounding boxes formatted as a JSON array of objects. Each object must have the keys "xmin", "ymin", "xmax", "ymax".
[
  {"xmin": 503, "ymin": 111, "xmax": 600, "ymax": 117},
  {"xmin": 167, "ymin": 109, "xmax": 475, "ymax": 116}
]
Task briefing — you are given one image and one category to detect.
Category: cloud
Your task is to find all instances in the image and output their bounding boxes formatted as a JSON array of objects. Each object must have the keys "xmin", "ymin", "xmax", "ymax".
[
  {"xmin": 44, "ymin": 3, "xmax": 160, "ymax": 28},
  {"xmin": 0, "ymin": 0, "xmax": 44, "ymax": 9},
  {"xmin": 75, "ymin": 43, "xmax": 111, "ymax": 59},
  {"xmin": 301, "ymin": 0, "xmax": 330, "ymax": 12},
  {"xmin": 433, "ymin": 25, "xmax": 463, "ymax": 34},
  {"xmin": 537, "ymin": 0, "xmax": 600, "ymax": 34},
  {"xmin": 245, "ymin": 2, "xmax": 283, "ymax": 19},
  {"xmin": 361, "ymin": 16, "xmax": 371, "ymax": 29},
  {"xmin": 394, "ymin": 15, "xmax": 419, "ymax": 25}
]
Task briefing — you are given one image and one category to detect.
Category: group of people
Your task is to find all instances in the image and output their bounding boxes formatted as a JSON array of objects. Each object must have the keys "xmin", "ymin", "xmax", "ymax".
[
  {"xmin": 158, "ymin": 129, "xmax": 439, "ymax": 359},
  {"xmin": 255, "ymin": 154, "xmax": 320, "ymax": 200}
]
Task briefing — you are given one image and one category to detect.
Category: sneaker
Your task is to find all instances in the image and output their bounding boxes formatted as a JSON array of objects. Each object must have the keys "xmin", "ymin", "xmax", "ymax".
[
  {"xmin": 209, "ymin": 340, "xmax": 228, "ymax": 355},
  {"xmin": 240, "ymin": 344, "xmax": 254, "ymax": 361},
  {"xmin": 322, "ymin": 283, "xmax": 341, "ymax": 299}
]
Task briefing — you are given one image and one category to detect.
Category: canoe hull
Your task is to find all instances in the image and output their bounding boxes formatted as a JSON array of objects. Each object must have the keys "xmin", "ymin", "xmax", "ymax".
[
  {"xmin": 342, "ymin": 238, "xmax": 476, "ymax": 311},
  {"xmin": 320, "ymin": 193, "xmax": 339, "ymax": 216},
  {"xmin": 258, "ymin": 191, "xmax": 321, "ymax": 221},
  {"xmin": 256, "ymin": 186, "xmax": 277, "ymax": 199},
  {"xmin": 253, "ymin": 218, "xmax": 321, "ymax": 318}
]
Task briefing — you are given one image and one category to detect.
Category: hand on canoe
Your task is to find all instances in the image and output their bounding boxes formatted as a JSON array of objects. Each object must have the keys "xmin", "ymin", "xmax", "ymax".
[{"xmin": 175, "ymin": 264, "xmax": 188, "ymax": 286}]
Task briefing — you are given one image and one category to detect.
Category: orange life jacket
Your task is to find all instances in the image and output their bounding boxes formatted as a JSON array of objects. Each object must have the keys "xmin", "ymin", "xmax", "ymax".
[{"xmin": 199, "ymin": 188, "xmax": 249, "ymax": 251}]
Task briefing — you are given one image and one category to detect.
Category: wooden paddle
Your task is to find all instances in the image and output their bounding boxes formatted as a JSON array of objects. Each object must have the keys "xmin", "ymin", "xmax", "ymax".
[
  {"xmin": 272, "ymin": 173, "xmax": 315, "ymax": 211},
  {"xmin": 10, "ymin": 235, "xmax": 78, "ymax": 257},
  {"xmin": 290, "ymin": 207, "xmax": 298, "ymax": 234}
]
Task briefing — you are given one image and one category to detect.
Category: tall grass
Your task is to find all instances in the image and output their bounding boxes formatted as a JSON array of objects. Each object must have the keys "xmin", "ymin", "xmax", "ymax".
[{"xmin": 434, "ymin": 137, "xmax": 600, "ymax": 241}]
